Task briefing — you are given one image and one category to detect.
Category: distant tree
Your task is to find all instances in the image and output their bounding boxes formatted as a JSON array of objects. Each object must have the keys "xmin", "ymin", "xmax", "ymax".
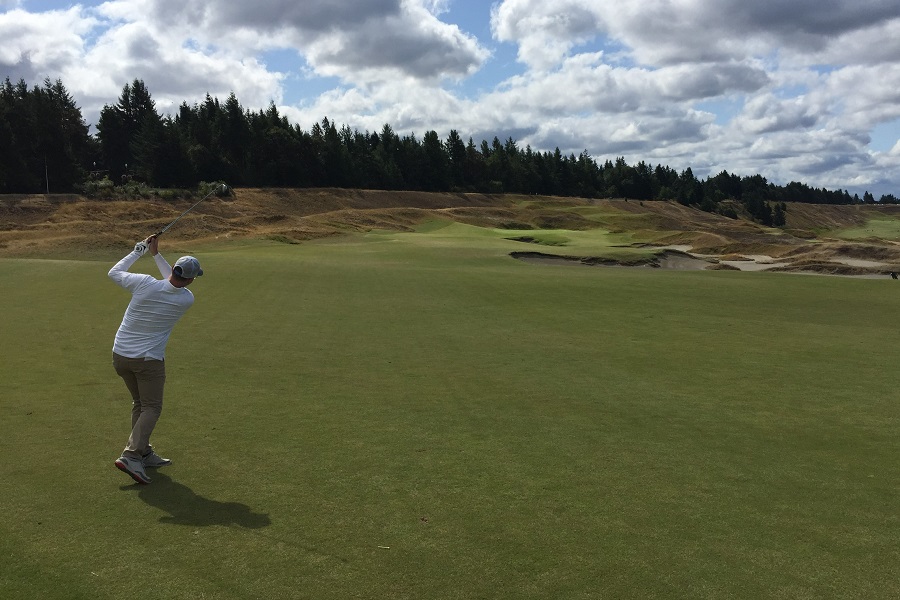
[
  {"xmin": 397, "ymin": 132, "xmax": 427, "ymax": 190},
  {"xmin": 130, "ymin": 110, "xmax": 165, "ymax": 183},
  {"xmin": 463, "ymin": 137, "xmax": 485, "ymax": 190},
  {"xmin": 7, "ymin": 73, "xmax": 898, "ymax": 202},
  {"xmin": 422, "ymin": 130, "xmax": 449, "ymax": 191},
  {"xmin": 318, "ymin": 117, "xmax": 352, "ymax": 186},
  {"xmin": 573, "ymin": 150, "xmax": 600, "ymax": 198},
  {"xmin": 632, "ymin": 160, "xmax": 653, "ymax": 200},
  {"xmin": 483, "ymin": 137, "xmax": 506, "ymax": 192},
  {"xmin": 445, "ymin": 129, "xmax": 466, "ymax": 190},
  {"xmin": 761, "ymin": 202, "xmax": 774, "ymax": 226},
  {"xmin": 39, "ymin": 78, "xmax": 90, "ymax": 191},
  {"xmin": 218, "ymin": 92, "xmax": 250, "ymax": 184},
  {"xmin": 260, "ymin": 126, "xmax": 303, "ymax": 186},
  {"xmin": 0, "ymin": 84, "xmax": 16, "ymax": 191},
  {"xmin": 674, "ymin": 167, "xmax": 702, "ymax": 206},
  {"xmin": 96, "ymin": 79, "xmax": 161, "ymax": 183},
  {"xmin": 375, "ymin": 123, "xmax": 404, "ymax": 189},
  {"xmin": 772, "ymin": 202, "xmax": 786, "ymax": 226},
  {"xmin": 741, "ymin": 174, "xmax": 769, "ymax": 197},
  {"xmin": 706, "ymin": 170, "xmax": 742, "ymax": 200},
  {"xmin": 161, "ymin": 118, "xmax": 194, "ymax": 187},
  {"xmin": 0, "ymin": 77, "xmax": 90, "ymax": 192},
  {"xmin": 527, "ymin": 149, "xmax": 553, "ymax": 195},
  {"xmin": 742, "ymin": 188, "xmax": 772, "ymax": 224},
  {"xmin": 0, "ymin": 79, "xmax": 42, "ymax": 192},
  {"xmin": 653, "ymin": 164, "xmax": 678, "ymax": 194}
]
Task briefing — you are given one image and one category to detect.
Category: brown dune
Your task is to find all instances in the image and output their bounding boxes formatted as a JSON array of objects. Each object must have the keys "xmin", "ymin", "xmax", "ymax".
[{"xmin": 2, "ymin": 189, "xmax": 899, "ymax": 277}]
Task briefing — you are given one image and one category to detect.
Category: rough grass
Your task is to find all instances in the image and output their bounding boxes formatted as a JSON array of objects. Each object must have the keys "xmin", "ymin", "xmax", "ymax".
[{"xmin": 5, "ymin": 190, "xmax": 900, "ymax": 273}]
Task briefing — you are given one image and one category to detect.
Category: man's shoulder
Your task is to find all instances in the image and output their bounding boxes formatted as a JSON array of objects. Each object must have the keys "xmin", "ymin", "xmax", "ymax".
[{"xmin": 130, "ymin": 275, "xmax": 169, "ymax": 294}]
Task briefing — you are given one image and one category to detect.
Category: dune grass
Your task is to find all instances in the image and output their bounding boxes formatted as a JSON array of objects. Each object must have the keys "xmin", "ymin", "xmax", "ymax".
[
  {"xmin": 1, "ymin": 228, "xmax": 899, "ymax": 599},
  {"xmin": 407, "ymin": 219, "xmax": 656, "ymax": 259}
]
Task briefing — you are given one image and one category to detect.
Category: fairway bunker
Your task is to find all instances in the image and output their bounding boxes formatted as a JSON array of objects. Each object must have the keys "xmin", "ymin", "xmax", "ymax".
[
  {"xmin": 511, "ymin": 249, "xmax": 714, "ymax": 270},
  {"xmin": 511, "ymin": 248, "xmax": 897, "ymax": 277}
]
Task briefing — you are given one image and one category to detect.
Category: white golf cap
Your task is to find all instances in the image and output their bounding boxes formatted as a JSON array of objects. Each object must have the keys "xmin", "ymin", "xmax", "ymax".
[{"xmin": 173, "ymin": 255, "xmax": 203, "ymax": 278}]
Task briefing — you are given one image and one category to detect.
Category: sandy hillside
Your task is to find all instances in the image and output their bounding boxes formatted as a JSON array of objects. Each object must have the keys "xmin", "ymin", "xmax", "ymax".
[
  {"xmin": 2, "ymin": 188, "xmax": 900, "ymax": 275},
  {"xmin": 0, "ymin": 189, "xmax": 512, "ymax": 257}
]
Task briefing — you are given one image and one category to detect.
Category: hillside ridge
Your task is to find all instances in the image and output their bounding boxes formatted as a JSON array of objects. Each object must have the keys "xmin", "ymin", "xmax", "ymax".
[{"xmin": 3, "ymin": 188, "xmax": 900, "ymax": 275}]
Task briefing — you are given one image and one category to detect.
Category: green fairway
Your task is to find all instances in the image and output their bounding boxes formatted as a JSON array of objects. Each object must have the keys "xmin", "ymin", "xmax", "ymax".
[
  {"xmin": 2, "ymin": 228, "xmax": 899, "ymax": 599},
  {"xmin": 834, "ymin": 216, "xmax": 900, "ymax": 241}
]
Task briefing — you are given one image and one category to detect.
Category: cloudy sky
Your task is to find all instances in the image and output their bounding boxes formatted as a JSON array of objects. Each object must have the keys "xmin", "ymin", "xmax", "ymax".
[{"xmin": 2, "ymin": 0, "xmax": 900, "ymax": 197}]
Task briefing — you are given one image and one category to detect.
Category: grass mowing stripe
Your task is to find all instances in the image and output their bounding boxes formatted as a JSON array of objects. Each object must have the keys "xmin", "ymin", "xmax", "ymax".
[{"xmin": 1, "ymin": 234, "xmax": 899, "ymax": 599}]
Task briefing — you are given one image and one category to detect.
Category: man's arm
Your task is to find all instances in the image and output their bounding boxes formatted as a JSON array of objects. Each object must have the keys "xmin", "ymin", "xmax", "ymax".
[
  {"xmin": 148, "ymin": 235, "xmax": 173, "ymax": 279},
  {"xmin": 108, "ymin": 237, "xmax": 155, "ymax": 291}
]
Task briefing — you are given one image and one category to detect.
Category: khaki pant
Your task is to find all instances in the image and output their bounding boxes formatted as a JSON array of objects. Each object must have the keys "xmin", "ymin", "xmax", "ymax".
[{"xmin": 113, "ymin": 352, "xmax": 166, "ymax": 460}]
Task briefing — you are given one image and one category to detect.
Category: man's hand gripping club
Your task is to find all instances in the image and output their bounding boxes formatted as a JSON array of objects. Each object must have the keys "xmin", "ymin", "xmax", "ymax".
[{"xmin": 133, "ymin": 235, "xmax": 160, "ymax": 257}]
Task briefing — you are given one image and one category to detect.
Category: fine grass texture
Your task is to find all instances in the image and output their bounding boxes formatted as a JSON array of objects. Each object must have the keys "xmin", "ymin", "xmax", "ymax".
[
  {"xmin": 1, "ymin": 228, "xmax": 899, "ymax": 599},
  {"xmin": 835, "ymin": 217, "xmax": 900, "ymax": 241}
]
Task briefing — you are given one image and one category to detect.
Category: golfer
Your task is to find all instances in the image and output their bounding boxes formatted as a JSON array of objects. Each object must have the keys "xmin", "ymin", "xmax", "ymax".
[{"xmin": 108, "ymin": 235, "xmax": 203, "ymax": 484}]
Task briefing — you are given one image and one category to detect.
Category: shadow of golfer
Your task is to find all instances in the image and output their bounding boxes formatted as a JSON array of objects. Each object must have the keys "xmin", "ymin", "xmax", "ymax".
[{"xmin": 121, "ymin": 472, "xmax": 271, "ymax": 529}]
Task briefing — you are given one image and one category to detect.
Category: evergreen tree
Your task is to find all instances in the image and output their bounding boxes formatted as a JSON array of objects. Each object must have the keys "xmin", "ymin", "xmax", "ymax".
[
  {"xmin": 218, "ymin": 92, "xmax": 250, "ymax": 184},
  {"xmin": 422, "ymin": 130, "xmax": 448, "ymax": 191},
  {"xmin": 445, "ymin": 129, "xmax": 466, "ymax": 190},
  {"xmin": 96, "ymin": 79, "xmax": 161, "ymax": 183},
  {"xmin": 4, "ymin": 74, "xmax": 897, "ymax": 202},
  {"xmin": 674, "ymin": 167, "xmax": 702, "ymax": 206},
  {"xmin": 130, "ymin": 110, "xmax": 166, "ymax": 183},
  {"xmin": 632, "ymin": 161, "xmax": 653, "ymax": 200},
  {"xmin": 463, "ymin": 137, "xmax": 485, "ymax": 190},
  {"xmin": 39, "ymin": 78, "xmax": 90, "ymax": 191},
  {"xmin": 772, "ymin": 202, "xmax": 786, "ymax": 226},
  {"xmin": 0, "ymin": 83, "xmax": 14, "ymax": 191},
  {"xmin": 0, "ymin": 79, "xmax": 39, "ymax": 191},
  {"xmin": 0, "ymin": 78, "xmax": 89, "ymax": 192},
  {"xmin": 375, "ymin": 123, "xmax": 404, "ymax": 189}
]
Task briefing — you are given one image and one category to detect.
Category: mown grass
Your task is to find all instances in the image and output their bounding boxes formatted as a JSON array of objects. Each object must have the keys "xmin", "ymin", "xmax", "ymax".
[
  {"xmin": 834, "ymin": 216, "xmax": 900, "ymax": 241},
  {"xmin": 1, "ymin": 228, "xmax": 899, "ymax": 599}
]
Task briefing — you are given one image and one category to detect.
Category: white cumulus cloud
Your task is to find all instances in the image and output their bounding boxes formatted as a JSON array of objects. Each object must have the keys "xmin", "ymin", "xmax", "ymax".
[{"xmin": 1, "ymin": 0, "xmax": 899, "ymax": 196}]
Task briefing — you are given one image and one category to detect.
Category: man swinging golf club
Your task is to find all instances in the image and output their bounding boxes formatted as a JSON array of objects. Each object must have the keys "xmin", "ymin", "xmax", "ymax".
[{"xmin": 108, "ymin": 234, "xmax": 203, "ymax": 484}]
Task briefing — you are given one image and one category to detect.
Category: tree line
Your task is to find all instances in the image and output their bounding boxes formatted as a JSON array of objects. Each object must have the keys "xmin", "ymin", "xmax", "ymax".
[{"xmin": 3, "ymin": 77, "xmax": 898, "ymax": 225}]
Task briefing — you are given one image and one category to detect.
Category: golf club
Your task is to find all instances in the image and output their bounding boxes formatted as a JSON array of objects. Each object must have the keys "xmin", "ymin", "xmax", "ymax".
[{"xmin": 154, "ymin": 183, "xmax": 228, "ymax": 237}]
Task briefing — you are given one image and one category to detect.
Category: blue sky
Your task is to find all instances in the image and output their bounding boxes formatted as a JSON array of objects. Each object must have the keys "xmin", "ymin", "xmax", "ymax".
[{"xmin": 2, "ymin": 0, "xmax": 900, "ymax": 198}]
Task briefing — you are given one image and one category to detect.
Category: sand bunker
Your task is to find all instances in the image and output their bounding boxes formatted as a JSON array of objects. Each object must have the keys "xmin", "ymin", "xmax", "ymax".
[
  {"xmin": 511, "ymin": 249, "xmax": 715, "ymax": 270},
  {"xmin": 512, "ymin": 247, "xmax": 897, "ymax": 278}
]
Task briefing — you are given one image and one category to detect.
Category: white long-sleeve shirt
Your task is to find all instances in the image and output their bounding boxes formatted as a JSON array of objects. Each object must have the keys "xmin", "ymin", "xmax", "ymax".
[{"xmin": 108, "ymin": 251, "xmax": 194, "ymax": 360}]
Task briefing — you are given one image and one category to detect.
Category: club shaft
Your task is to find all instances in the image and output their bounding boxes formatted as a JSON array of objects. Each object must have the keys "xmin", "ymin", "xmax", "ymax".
[{"xmin": 155, "ymin": 185, "xmax": 225, "ymax": 236}]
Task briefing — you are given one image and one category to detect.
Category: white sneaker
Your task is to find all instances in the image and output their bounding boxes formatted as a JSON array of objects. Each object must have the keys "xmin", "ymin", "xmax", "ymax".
[
  {"xmin": 115, "ymin": 456, "xmax": 151, "ymax": 484},
  {"xmin": 142, "ymin": 450, "xmax": 172, "ymax": 468}
]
